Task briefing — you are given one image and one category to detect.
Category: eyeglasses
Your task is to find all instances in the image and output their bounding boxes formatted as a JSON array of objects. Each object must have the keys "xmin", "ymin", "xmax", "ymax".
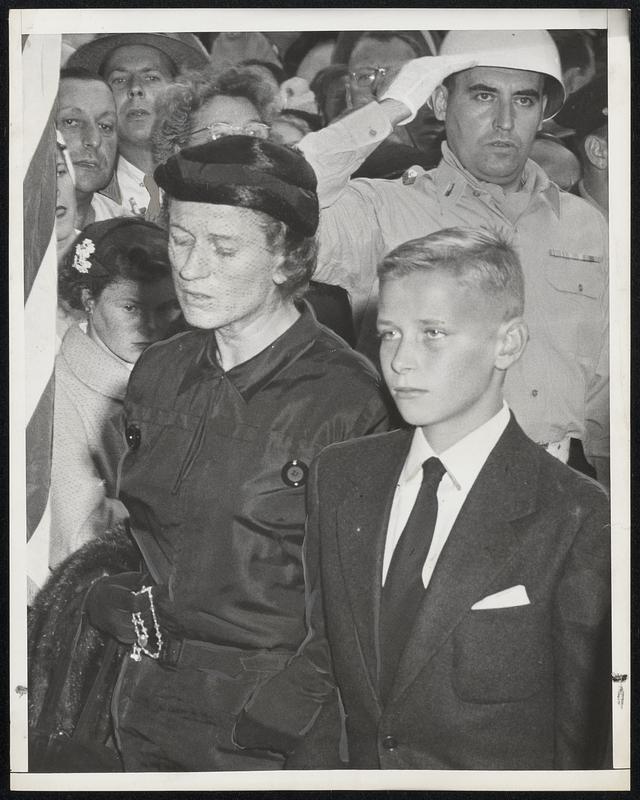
[
  {"xmin": 188, "ymin": 121, "xmax": 271, "ymax": 141},
  {"xmin": 349, "ymin": 66, "xmax": 388, "ymax": 89}
]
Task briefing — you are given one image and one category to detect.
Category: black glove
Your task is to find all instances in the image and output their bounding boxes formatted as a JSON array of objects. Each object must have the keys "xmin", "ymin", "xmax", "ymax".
[{"xmin": 84, "ymin": 572, "xmax": 144, "ymax": 644}]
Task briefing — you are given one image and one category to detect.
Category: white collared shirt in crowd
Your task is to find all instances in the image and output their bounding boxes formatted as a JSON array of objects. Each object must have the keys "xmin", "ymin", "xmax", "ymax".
[
  {"xmin": 382, "ymin": 401, "xmax": 511, "ymax": 588},
  {"xmin": 116, "ymin": 155, "xmax": 150, "ymax": 217},
  {"xmin": 91, "ymin": 191, "xmax": 124, "ymax": 222}
]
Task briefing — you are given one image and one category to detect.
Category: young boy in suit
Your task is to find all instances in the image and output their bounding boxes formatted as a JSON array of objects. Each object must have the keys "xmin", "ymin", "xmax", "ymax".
[{"xmin": 234, "ymin": 227, "xmax": 612, "ymax": 770}]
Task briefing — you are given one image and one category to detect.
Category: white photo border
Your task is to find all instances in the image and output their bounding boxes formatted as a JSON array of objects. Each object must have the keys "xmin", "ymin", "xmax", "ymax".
[{"xmin": 9, "ymin": 7, "xmax": 630, "ymax": 791}]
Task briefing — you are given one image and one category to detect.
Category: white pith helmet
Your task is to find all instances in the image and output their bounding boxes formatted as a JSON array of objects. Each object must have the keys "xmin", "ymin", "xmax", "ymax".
[{"xmin": 439, "ymin": 29, "xmax": 565, "ymax": 119}]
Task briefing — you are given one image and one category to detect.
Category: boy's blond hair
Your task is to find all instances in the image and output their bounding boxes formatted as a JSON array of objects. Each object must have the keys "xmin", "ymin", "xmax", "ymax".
[{"xmin": 378, "ymin": 227, "xmax": 525, "ymax": 320}]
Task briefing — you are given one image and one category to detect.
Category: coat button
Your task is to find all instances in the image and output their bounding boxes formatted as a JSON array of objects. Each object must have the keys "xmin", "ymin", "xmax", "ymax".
[
  {"xmin": 125, "ymin": 424, "xmax": 141, "ymax": 450},
  {"xmin": 382, "ymin": 735, "xmax": 397, "ymax": 751}
]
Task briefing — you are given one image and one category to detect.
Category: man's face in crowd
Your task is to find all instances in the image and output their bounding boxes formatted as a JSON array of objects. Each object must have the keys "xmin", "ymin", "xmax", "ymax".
[
  {"xmin": 433, "ymin": 66, "xmax": 546, "ymax": 191},
  {"xmin": 56, "ymin": 78, "xmax": 117, "ymax": 196},
  {"xmin": 348, "ymin": 36, "xmax": 416, "ymax": 109},
  {"xmin": 103, "ymin": 44, "xmax": 175, "ymax": 147}
]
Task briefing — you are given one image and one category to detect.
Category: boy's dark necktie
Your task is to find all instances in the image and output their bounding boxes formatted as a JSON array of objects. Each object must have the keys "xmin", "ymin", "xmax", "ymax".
[{"xmin": 379, "ymin": 456, "xmax": 446, "ymax": 702}]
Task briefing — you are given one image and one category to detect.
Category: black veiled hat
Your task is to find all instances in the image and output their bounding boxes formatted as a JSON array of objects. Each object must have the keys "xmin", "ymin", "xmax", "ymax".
[{"xmin": 154, "ymin": 136, "xmax": 319, "ymax": 237}]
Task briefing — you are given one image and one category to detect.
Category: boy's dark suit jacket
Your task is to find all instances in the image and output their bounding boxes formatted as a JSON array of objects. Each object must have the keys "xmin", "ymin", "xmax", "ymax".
[{"xmin": 236, "ymin": 415, "xmax": 612, "ymax": 770}]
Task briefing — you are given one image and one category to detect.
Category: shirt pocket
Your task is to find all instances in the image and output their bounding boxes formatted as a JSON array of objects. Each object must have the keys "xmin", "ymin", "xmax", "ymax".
[
  {"xmin": 451, "ymin": 605, "xmax": 552, "ymax": 704},
  {"xmin": 543, "ymin": 251, "xmax": 605, "ymax": 361},
  {"xmin": 545, "ymin": 250, "xmax": 603, "ymax": 298},
  {"xmin": 121, "ymin": 403, "xmax": 198, "ymax": 494}
]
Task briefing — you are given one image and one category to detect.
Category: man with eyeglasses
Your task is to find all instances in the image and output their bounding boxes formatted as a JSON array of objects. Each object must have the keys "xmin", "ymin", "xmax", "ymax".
[
  {"xmin": 298, "ymin": 29, "xmax": 609, "ymax": 487},
  {"xmin": 342, "ymin": 32, "xmax": 446, "ymax": 183},
  {"xmin": 347, "ymin": 32, "xmax": 426, "ymax": 110},
  {"xmin": 68, "ymin": 33, "xmax": 209, "ymax": 220}
]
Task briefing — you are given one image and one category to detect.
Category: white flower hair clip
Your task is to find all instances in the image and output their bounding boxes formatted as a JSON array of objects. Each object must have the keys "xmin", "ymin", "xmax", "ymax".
[{"xmin": 72, "ymin": 238, "xmax": 96, "ymax": 274}]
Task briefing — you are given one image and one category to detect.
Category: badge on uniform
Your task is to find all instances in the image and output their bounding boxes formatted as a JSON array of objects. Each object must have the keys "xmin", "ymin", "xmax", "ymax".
[
  {"xmin": 402, "ymin": 168, "xmax": 418, "ymax": 186},
  {"xmin": 281, "ymin": 459, "xmax": 308, "ymax": 487}
]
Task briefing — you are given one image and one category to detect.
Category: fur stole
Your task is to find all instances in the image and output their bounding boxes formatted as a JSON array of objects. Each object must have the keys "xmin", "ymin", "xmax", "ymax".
[{"xmin": 28, "ymin": 523, "xmax": 141, "ymax": 771}]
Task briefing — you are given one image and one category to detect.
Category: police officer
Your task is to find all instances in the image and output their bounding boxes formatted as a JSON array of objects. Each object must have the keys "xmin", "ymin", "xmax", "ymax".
[
  {"xmin": 86, "ymin": 137, "xmax": 390, "ymax": 770},
  {"xmin": 299, "ymin": 29, "xmax": 609, "ymax": 484}
]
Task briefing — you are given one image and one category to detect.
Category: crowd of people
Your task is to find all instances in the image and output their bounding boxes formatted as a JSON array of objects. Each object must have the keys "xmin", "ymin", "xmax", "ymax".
[{"xmin": 28, "ymin": 27, "xmax": 611, "ymax": 774}]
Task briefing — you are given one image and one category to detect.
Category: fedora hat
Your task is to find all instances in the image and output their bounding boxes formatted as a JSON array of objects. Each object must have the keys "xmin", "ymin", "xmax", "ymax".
[{"xmin": 67, "ymin": 32, "xmax": 209, "ymax": 76}]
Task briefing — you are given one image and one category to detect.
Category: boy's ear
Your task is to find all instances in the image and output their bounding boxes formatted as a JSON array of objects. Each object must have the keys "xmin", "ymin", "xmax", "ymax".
[
  {"xmin": 431, "ymin": 85, "xmax": 448, "ymax": 121},
  {"xmin": 495, "ymin": 317, "xmax": 528, "ymax": 370}
]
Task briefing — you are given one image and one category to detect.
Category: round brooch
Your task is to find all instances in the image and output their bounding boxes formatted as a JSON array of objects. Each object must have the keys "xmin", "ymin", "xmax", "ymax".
[{"xmin": 281, "ymin": 459, "xmax": 308, "ymax": 488}]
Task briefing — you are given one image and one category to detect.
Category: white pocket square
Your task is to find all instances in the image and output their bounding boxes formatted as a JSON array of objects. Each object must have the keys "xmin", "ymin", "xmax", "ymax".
[{"xmin": 471, "ymin": 584, "xmax": 530, "ymax": 610}]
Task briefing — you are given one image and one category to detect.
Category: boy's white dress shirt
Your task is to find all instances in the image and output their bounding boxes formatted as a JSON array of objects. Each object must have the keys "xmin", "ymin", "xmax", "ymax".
[{"xmin": 383, "ymin": 401, "xmax": 510, "ymax": 588}]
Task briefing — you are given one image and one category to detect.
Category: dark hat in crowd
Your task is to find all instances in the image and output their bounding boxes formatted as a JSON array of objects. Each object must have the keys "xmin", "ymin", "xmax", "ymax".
[
  {"xmin": 554, "ymin": 74, "xmax": 608, "ymax": 138},
  {"xmin": 67, "ymin": 32, "xmax": 209, "ymax": 76},
  {"xmin": 154, "ymin": 136, "xmax": 319, "ymax": 237}
]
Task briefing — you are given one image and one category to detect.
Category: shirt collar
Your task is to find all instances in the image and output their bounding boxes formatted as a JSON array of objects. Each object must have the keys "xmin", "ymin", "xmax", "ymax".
[
  {"xmin": 118, "ymin": 155, "xmax": 145, "ymax": 183},
  {"xmin": 400, "ymin": 401, "xmax": 511, "ymax": 491},
  {"xmin": 97, "ymin": 156, "xmax": 145, "ymax": 206},
  {"xmin": 97, "ymin": 173, "xmax": 121, "ymax": 204},
  {"xmin": 434, "ymin": 142, "xmax": 561, "ymax": 218},
  {"xmin": 177, "ymin": 302, "xmax": 320, "ymax": 401}
]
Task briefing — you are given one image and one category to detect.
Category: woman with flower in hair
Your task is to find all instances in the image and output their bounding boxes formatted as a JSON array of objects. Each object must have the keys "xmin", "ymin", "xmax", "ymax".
[{"xmin": 49, "ymin": 218, "xmax": 181, "ymax": 569}]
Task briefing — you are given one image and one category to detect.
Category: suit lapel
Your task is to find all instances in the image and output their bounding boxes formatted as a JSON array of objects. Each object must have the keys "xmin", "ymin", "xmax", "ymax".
[
  {"xmin": 390, "ymin": 417, "xmax": 541, "ymax": 704},
  {"xmin": 335, "ymin": 430, "xmax": 411, "ymax": 697}
]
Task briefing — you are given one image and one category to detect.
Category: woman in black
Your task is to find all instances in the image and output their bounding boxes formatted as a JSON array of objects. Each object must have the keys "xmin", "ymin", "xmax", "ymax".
[{"xmin": 87, "ymin": 137, "xmax": 389, "ymax": 770}]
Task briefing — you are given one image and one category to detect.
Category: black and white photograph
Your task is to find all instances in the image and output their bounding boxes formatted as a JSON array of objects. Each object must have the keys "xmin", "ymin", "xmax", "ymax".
[{"xmin": 10, "ymin": 7, "xmax": 630, "ymax": 792}]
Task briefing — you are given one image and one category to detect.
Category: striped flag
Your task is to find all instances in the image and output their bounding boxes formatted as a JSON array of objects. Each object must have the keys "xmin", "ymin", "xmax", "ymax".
[{"xmin": 22, "ymin": 34, "xmax": 61, "ymax": 602}]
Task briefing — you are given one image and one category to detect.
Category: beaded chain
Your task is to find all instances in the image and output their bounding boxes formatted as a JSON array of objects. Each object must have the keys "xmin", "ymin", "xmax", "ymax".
[{"xmin": 130, "ymin": 585, "xmax": 163, "ymax": 661}]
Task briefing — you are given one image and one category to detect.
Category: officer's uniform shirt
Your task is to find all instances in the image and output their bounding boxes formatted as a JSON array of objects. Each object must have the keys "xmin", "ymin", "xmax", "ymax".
[
  {"xmin": 299, "ymin": 102, "xmax": 609, "ymax": 463},
  {"xmin": 118, "ymin": 305, "xmax": 389, "ymax": 650}
]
